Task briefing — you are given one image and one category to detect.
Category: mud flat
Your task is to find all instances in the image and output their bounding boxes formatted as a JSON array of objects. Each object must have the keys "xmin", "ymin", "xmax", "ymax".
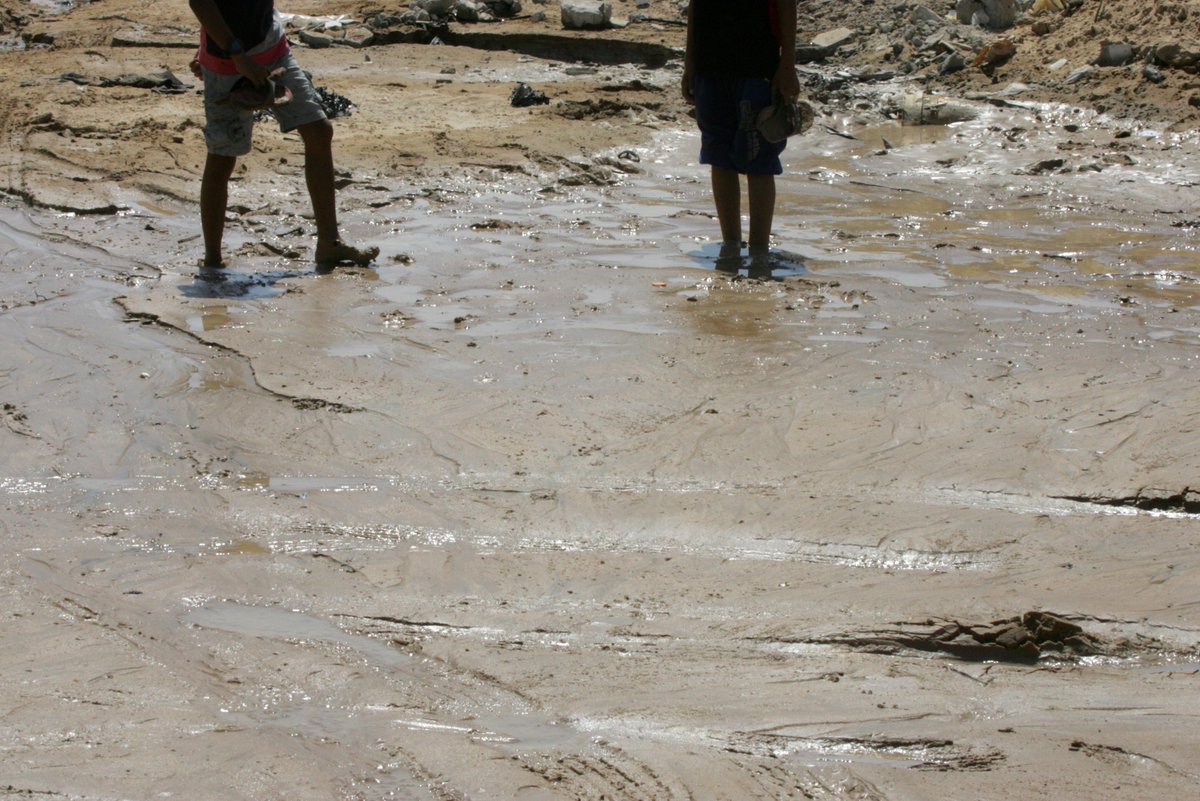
[{"xmin": 2, "ymin": 2, "xmax": 1200, "ymax": 800}]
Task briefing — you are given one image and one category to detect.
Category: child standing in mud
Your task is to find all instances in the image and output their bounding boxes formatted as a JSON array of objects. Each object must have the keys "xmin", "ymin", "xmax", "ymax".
[
  {"xmin": 187, "ymin": 0, "xmax": 378, "ymax": 270},
  {"xmin": 682, "ymin": 0, "xmax": 800, "ymax": 272}
]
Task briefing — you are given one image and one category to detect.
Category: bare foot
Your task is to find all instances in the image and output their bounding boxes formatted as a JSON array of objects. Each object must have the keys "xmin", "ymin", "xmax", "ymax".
[{"xmin": 315, "ymin": 240, "xmax": 380, "ymax": 268}]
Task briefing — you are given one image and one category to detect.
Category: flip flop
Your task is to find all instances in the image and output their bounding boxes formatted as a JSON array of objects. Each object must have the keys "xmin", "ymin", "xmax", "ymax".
[
  {"xmin": 315, "ymin": 241, "xmax": 380, "ymax": 268},
  {"xmin": 219, "ymin": 68, "xmax": 293, "ymax": 111}
]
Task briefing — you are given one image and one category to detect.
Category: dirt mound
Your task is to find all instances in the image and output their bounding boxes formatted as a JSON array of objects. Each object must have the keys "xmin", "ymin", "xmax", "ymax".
[{"xmin": 800, "ymin": 0, "xmax": 1200, "ymax": 129}]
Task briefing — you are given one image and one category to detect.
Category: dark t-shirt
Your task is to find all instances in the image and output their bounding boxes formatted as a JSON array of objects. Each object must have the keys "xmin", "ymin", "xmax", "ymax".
[
  {"xmin": 692, "ymin": 0, "xmax": 780, "ymax": 79},
  {"xmin": 208, "ymin": 0, "xmax": 276, "ymax": 56}
]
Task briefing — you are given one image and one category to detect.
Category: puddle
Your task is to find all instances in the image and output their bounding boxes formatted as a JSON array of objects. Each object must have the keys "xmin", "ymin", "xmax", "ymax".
[
  {"xmin": 188, "ymin": 602, "xmax": 417, "ymax": 670},
  {"xmin": 178, "ymin": 268, "xmax": 296, "ymax": 300}
]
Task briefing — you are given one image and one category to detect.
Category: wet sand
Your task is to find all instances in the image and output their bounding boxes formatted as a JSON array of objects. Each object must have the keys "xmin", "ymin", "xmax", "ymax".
[{"xmin": 3, "ymin": 3, "xmax": 1200, "ymax": 800}]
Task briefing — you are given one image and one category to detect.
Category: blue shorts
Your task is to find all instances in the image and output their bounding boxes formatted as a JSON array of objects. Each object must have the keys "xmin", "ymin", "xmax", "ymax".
[
  {"xmin": 695, "ymin": 76, "xmax": 785, "ymax": 176},
  {"xmin": 202, "ymin": 51, "xmax": 327, "ymax": 158}
]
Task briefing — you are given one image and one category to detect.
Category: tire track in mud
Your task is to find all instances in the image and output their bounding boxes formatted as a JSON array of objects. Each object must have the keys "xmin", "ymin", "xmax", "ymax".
[
  {"xmin": 11, "ymin": 557, "xmax": 448, "ymax": 799},
  {"xmin": 185, "ymin": 602, "xmax": 827, "ymax": 800}
]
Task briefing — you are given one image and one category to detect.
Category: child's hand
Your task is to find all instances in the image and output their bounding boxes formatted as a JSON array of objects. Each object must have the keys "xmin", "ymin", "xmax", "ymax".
[
  {"xmin": 232, "ymin": 53, "xmax": 270, "ymax": 87},
  {"xmin": 773, "ymin": 64, "xmax": 800, "ymax": 100},
  {"xmin": 681, "ymin": 65, "xmax": 695, "ymax": 104},
  {"xmin": 189, "ymin": 52, "xmax": 202, "ymax": 80}
]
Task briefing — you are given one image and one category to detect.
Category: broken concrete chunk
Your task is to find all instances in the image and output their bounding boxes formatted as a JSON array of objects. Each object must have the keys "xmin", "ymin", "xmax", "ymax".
[
  {"xmin": 561, "ymin": 0, "xmax": 612, "ymax": 30},
  {"xmin": 810, "ymin": 27, "xmax": 857, "ymax": 51}
]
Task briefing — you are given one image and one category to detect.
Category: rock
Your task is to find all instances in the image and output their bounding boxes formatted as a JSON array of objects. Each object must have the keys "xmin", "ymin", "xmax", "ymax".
[
  {"xmin": 909, "ymin": 5, "xmax": 945, "ymax": 25},
  {"xmin": 1065, "ymin": 65, "xmax": 1095, "ymax": 83},
  {"xmin": 510, "ymin": 82, "xmax": 549, "ymax": 107},
  {"xmin": 561, "ymin": 0, "xmax": 611, "ymax": 30},
  {"xmin": 795, "ymin": 44, "xmax": 833, "ymax": 64},
  {"xmin": 484, "ymin": 0, "xmax": 522, "ymax": 16},
  {"xmin": 1143, "ymin": 63, "xmax": 1166, "ymax": 83},
  {"xmin": 1150, "ymin": 42, "xmax": 1200, "ymax": 72},
  {"xmin": 1025, "ymin": 157, "xmax": 1065, "ymax": 174},
  {"xmin": 957, "ymin": 0, "xmax": 1018, "ymax": 30},
  {"xmin": 416, "ymin": 0, "xmax": 456, "ymax": 16},
  {"xmin": 456, "ymin": 0, "xmax": 481, "ymax": 22},
  {"xmin": 810, "ymin": 27, "xmax": 858, "ymax": 51},
  {"xmin": 922, "ymin": 29, "xmax": 955, "ymax": 54},
  {"xmin": 940, "ymin": 52, "xmax": 966, "ymax": 74},
  {"xmin": 1096, "ymin": 43, "xmax": 1133, "ymax": 67}
]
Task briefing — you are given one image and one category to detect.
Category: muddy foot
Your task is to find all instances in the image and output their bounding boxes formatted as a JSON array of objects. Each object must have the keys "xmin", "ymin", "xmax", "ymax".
[{"xmin": 315, "ymin": 241, "xmax": 380, "ymax": 268}]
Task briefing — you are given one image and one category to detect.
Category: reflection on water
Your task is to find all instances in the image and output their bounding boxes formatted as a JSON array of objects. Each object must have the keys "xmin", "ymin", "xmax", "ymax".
[
  {"xmin": 179, "ymin": 266, "xmax": 311, "ymax": 300},
  {"xmin": 690, "ymin": 241, "xmax": 809, "ymax": 281},
  {"xmin": 152, "ymin": 97, "xmax": 1200, "ymax": 354}
]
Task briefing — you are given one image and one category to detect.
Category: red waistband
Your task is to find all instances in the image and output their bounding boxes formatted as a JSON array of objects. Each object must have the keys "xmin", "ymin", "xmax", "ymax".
[{"xmin": 198, "ymin": 31, "xmax": 290, "ymax": 76}]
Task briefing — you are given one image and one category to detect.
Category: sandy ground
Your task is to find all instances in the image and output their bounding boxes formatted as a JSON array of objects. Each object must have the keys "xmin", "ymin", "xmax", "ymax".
[{"xmin": 2, "ymin": 2, "xmax": 1200, "ymax": 800}]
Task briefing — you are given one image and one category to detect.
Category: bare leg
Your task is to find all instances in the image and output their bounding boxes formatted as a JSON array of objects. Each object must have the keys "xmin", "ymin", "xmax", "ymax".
[
  {"xmin": 298, "ymin": 119, "xmax": 339, "ymax": 249},
  {"xmin": 746, "ymin": 172, "xmax": 776, "ymax": 251},
  {"xmin": 200, "ymin": 153, "xmax": 237, "ymax": 267},
  {"xmin": 711, "ymin": 166, "xmax": 742, "ymax": 245},
  {"xmin": 299, "ymin": 119, "xmax": 379, "ymax": 267}
]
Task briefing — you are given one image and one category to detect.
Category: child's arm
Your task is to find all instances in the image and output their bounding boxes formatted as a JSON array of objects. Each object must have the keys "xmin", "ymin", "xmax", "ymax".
[
  {"xmin": 774, "ymin": 0, "xmax": 800, "ymax": 98},
  {"xmin": 681, "ymin": 0, "xmax": 696, "ymax": 103}
]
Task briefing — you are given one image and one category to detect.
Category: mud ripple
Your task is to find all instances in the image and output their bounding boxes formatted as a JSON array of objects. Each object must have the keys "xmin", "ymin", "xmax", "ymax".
[{"xmin": 743, "ymin": 732, "xmax": 1005, "ymax": 772}]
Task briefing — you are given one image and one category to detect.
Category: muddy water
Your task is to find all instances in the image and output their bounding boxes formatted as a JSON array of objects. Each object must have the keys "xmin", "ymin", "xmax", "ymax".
[{"xmin": 3, "ymin": 90, "xmax": 1200, "ymax": 800}]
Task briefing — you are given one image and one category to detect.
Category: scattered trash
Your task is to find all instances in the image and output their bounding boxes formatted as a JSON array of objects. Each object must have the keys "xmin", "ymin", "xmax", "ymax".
[
  {"xmin": 315, "ymin": 84, "xmax": 355, "ymax": 118},
  {"xmin": 893, "ymin": 91, "xmax": 982, "ymax": 125},
  {"xmin": 971, "ymin": 39, "xmax": 1015, "ymax": 68},
  {"xmin": 60, "ymin": 70, "xmax": 190, "ymax": 94},
  {"xmin": 510, "ymin": 83, "xmax": 549, "ymax": 107}
]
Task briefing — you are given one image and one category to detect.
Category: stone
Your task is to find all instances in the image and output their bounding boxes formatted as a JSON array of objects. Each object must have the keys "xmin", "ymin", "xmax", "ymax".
[
  {"xmin": 1065, "ymin": 65, "xmax": 1095, "ymax": 83},
  {"xmin": 957, "ymin": 0, "xmax": 1018, "ymax": 30},
  {"xmin": 1150, "ymin": 42, "xmax": 1200, "ymax": 72},
  {"xmin": 1143, "ymin": 63, "xmax": 1167, "ymax": 83},
  {"xmin": 909, "ymin": 5, "xmax": 945, "ymax": 25},
  {"xmin": 810, "ymin": 27, "xmax": 857, "ymax": 51},
  {"xmin": 456, "ymin": 0, "xmax": 481, "ymax": 22},
  {"xmin": 561, "ymin": 0, "xmax": 611, "ymax": 30},
  {"xmin": 416, "ymin": 0, "xmax": 456, "ymax": 16},
  {"xmin": 484, "ymin": 0, "xmax": 522, "ymax": 16},
  {"xmin": 1097, "ymin": 43, "xmax": 1133, "ymax": 67},
  {"xmin": 940, "ymin": 52, "xmax": 966, "ymax": 74}
]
